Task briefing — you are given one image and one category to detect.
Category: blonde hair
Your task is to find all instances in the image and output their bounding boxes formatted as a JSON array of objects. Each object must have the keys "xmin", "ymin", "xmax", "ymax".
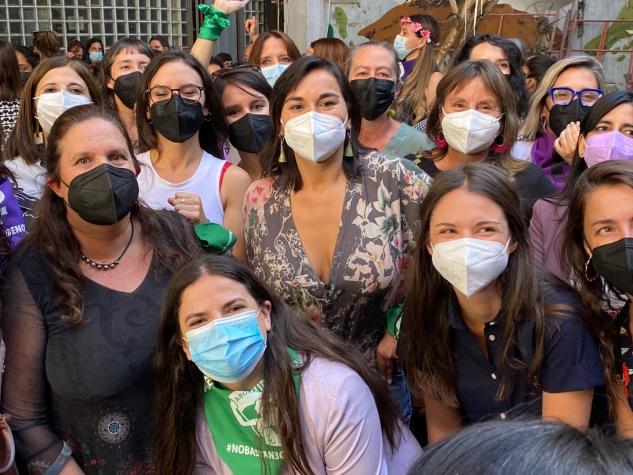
[{"xmin": 520, "ymin": 55, "xmax": 603, "ymax": 141}]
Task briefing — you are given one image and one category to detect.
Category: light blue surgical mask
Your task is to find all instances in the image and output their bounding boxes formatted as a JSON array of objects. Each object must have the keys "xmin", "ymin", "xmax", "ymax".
[
  {"xmin": 89, "ymin": 51, "xmax": 103, "ymax": 63},
  {"xmin": 261, "ymin": 63, "xmax": 290, "ymax": 87},
  {"xmin": 185, "ymin": 310, "xmax": 266, "ymax": 384},
  {"xmin": 393, "ymin": 35, "xmax": 414, "ymax": 61}
]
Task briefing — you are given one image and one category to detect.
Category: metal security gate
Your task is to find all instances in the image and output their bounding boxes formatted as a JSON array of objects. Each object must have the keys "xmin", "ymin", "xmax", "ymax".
[{"xmin": 0, "ymin": 0, "xmax": 192, "ymax": 49}]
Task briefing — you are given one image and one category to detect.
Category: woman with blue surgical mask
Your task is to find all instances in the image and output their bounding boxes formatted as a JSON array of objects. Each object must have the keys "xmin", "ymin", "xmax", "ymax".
[
  {"xmin": 402, "ymin": 163, "xmax": 604, "ymax": 444},
  {"xmin": 3, "ymin": 56, "xmax": 101, "ymax": 202},
  {"xmin": 419, "ymin": 60, "xmax": 556, "ymax": 220},
  {"xmin": 244, "ymin": 56, "xmax": 432, "ymax": 425},
  {"xmin": 247, "ymin": 31, "xmax": 301, "ymax": 87},
  {"xmin": 154, "ymin": 254, "xmax": 422, "ymax": 473},
  {"xmin": 393, "ymin": 15, "xmax": 432, "ymax": 81}
]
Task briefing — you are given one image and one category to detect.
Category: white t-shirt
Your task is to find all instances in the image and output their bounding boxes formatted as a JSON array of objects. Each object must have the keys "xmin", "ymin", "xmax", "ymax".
[
  {"xmin": 136, "ymin": 150, "xmax": 228, "ymax": 225},
  {"xmin": 5, "ymin": 156, "xmax": 47, "ymax": 199}
]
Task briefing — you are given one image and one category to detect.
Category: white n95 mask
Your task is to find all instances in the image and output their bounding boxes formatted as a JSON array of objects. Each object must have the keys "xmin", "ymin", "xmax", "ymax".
[
  {"xmin": 35, "ymin": 90, "xmax": 92, "ymax": 134},
  {"xmin": 283, "ymin": 111, "xmax": 347, "ymax": 163},
  {"xmin": 441, "ymin": 109, "xmax": 501, "ymax": 155},
  {"xmin": 431, "ymin": 237, "xmax": 510, "ymax": 297}
]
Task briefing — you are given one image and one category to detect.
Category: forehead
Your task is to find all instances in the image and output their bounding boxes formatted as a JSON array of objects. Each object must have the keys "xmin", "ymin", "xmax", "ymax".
[
  {"xmin": 37, "ymin": 66, "xmax": 87, "ymax": 88},
  {"xmin": 58, "ymin": 118, "xmax": 128, "ymax": 155},
  {"xmin": 261, "ymin": 37, "xmax": 289, "ymax": 58},
  {"xmin": 597, "ymin": 103, "xmax": 633, "ymax": 125},
  {"xmin": 222, "ymin": 83, "xmax": 266, "ymax": 104},
  {"xmin": 469, "ymin": 42, "xmax": 508, "ymax": 62},
  {"xmin": 351, "ymin": 46, "xmax": 396, "ymax": 70},
  {"xmin": 287, "ymin": 68, "xmax": 342, "ymax": 99},
  {"xmin": 150, "ymin": 59, "xmax": 202, "ymax": 86},
  {"xmin": 446, "ymin": 76, "xmax": 499, "ymax": 101},
  {"xmin": 553, "ymin": 66, "xmax": 599, "ymax": 90},
  {"xmin": 113, "ymin": 48, "xmax": 151, "ymax": 64},
  {"xmin": 178, "ymin": 274, "xmax": 254, "ymax": 313},
  {"xmin": 584, "ymin": 184, "xmax": 633, "ymax": 222},
  {"xmin": 431, "ymin": 187, "xmax": 507, "ymax": 223}
]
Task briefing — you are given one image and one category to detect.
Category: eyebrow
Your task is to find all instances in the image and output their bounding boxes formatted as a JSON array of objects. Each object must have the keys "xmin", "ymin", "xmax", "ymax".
[
  {"xmin": 71, "ymin": 148, "xmax": 129, "ymax": 160},
  {"xmin": 285, "ymin": 91, "xmax": 340, "ymax": 103},
  {"xmin": 41, "ymin": 81, "xmax": 86, "ymax": 89},
  {"xmin": 433, "ymin": 220, "xmax": 502, "ymax": 227},
  {"xmin": 590, "ymin": 219, "xmax": 616, "ymax": 227}
]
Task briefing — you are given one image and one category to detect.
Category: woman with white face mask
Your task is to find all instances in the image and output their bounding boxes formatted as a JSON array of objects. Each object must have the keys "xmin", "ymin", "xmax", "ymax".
[
  {"xmin": 402, "ymin": 163, "xmax": 603, "ymax": 444},
  {"xmin": 419, "ymin": 60, "xmax": 556, "ymax": 220},
  {"xmin": 154, "ymin": 254, "xmax": 422, "ymax": 474},
  {"xmin": 244, "ymin": 56, "xmax": 432, "ymax": 424},
  {"xmin": 3, "ymin": 56, "xmax": 100, "ymax": 202}
]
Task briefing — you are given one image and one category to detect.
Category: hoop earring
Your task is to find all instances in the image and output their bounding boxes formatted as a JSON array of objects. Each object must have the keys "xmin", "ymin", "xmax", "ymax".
[{"xmin": 584, "ymin": 256, "xmax": 598, "ymax": 282}]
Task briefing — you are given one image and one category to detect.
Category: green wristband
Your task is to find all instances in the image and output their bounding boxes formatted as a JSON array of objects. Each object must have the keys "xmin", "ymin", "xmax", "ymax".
[
  {"xmin": 385, "ymin": 303, "xmax": 404, "ymax": 339},
  {"xmin": 198, "ymin": 4, "xmax": 231, "ymax": 41}
]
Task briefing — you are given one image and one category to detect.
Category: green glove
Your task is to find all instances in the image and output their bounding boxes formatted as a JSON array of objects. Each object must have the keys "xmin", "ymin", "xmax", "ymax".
[
  {"xmin": 198, "ymin": 4, "xmax": 231, "ymax": 41},
  {"xmin": 194, "ymin": 222, "xmax": 237, "ymax": 254},
  {"xmin": 385, "ymin": 303, "xmax": 404, "ymax": 339}
]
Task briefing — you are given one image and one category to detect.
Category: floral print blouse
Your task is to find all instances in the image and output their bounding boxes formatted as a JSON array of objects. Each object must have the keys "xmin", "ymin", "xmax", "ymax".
[{"xmin": 244, "ymin": 152, "xmax": 432, "ymax": 360}]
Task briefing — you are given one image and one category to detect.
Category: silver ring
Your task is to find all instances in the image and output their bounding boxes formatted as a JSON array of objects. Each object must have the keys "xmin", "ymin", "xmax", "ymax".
[{"xmin": 180, "ymin": 198, "xmax": 185, "ymax": 204}]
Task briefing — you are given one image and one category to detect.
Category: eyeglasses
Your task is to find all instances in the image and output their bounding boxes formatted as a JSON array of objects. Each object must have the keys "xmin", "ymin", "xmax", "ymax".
[
  {"xmin": 548, "ymin": 87, "xmax": 604, "ymax": 107},
  {"xmin": 146, "ymin": 85, "xmax": 204, "ymax": 104},
  {"xmin": 211, "ymin": 63, "xmax": 261, "ymax": 79}
]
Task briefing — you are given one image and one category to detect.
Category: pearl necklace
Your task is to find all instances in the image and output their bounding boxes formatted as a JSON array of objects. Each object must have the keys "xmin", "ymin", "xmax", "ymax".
[{"xmin": 80, "ymin": 221, "xmax": 135, "ymax": 271}]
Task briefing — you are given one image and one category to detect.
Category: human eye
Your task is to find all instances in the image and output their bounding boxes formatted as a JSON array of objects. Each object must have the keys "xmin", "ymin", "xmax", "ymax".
[
  {"xmin": 596, "ymin": 226, "xmax": 613, "ymax": 236},
  {"xmin": 438, "ymin": 228, "xmax": 455, "ymax": 235},
  {"xmin": 110, "ymin": 153, "xmax": 127, "ymax": 162},
  {"xmin": 288, "ymin": 103, "xmax": 303, "ymax": 111},
  {"xmin": 261, "ymin": 58, "xmax": 272, "ymax": 66},
  {"xmin": 279, "ymin": 56, "xmax": 292, "ymax": 64},
  {"xmin": 623, "ymin": 128, "xmax": 633, "ymax": 137},
  {"xmin": 75, "ymin": 157, "xmax": 90, "ymax": 165},
  {"xmin": 251, "ymin": 102, "xmax": 265, "ymax": 112}
]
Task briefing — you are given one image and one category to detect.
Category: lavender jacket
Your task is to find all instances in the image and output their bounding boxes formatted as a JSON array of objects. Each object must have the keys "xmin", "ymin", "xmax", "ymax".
[
  {"xmin": 194, "ymin": 357, "xmax": 422, "ymax": 474},
  {"xmin": 529, "ymin": 198, "xmax": 569, "ymax": 281}
]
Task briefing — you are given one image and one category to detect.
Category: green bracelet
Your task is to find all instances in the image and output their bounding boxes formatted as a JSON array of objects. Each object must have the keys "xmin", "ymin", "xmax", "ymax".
[
  {"xmin": 194, "ymin": 222, "xmax": 237, "ymax": 254},
  {"xmin": 385, "ymin": 303, "xmax": 404, "ymax": 339},
  {"xmin": 198, "ymin": 4, "xmax": 231, "ymax": 41}
]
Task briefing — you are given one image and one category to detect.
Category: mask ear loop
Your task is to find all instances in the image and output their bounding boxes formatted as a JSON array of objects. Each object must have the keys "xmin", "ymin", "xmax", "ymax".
[{"xmin": 583, "ymin": 238, "xmax": 598, "ymax": 282}]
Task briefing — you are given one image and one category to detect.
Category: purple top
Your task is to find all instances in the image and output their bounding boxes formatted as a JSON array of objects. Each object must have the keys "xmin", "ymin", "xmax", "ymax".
[
  {"xmin": 528, "ymin": 198, "xmax": 569, "ymax": 281},
  {"xmin": 401, "ymin": 58, "xmax": 416, "ymax": 81},
  {"xmin": 0, "ymin": 178, "xmax": 26, "ymax": 251},
  {"xmin": 530, "ymin": 131, "xmax": 569, "ymax": 190}
]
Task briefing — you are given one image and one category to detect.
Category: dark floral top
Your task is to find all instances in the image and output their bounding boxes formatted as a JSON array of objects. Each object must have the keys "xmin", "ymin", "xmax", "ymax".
[
  {"xmin": 615, "ymin": 305, "xmax": 633, "ymax": 408},
  {"xmin": 244, "ymin": 152, "xmax": 431, "ymax": 360}
]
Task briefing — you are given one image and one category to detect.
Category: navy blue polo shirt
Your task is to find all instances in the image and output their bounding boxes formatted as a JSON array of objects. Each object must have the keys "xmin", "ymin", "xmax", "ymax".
[{"xmin": 448, "ymin": 284, "xmax": 604, "ymax": 423}]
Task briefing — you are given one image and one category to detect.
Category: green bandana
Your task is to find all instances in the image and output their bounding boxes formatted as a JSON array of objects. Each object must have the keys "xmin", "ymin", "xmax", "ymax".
[{"xmin": 203, "ymin": 349, "xmax": 301, "ymax": 474}]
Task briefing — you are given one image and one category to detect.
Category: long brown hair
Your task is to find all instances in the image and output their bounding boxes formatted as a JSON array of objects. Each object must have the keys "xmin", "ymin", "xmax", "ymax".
[
  {"xmin": 3, "ymin": 56, "xmax": 104, "ymax": 165},
  {"xmin": 562, "ymin": 160, "xmax": 633, "ymax": 413},
  {"xmin": 396, "ymin": 14, "xmax": 441, "ymax": 123},
  {"xmin": 425, "ymin": 60, "xmax": 526, "ymax": 176},
  {"xmin": 0, "ymin": 40, "xmax": 21, "ymax": 101},
  {"xmin": 26, "ymin": 104, "xmax": 201, "ymax": 325},
  {"xmin": 154, "ymin": 254, "xmax": 402, "ymax": 475},
  {"xmin": 247, "ymin": 31, "xmax": 301, "ymax": 66},
  {"xmin": 403, "ymin": 163, "xmax": 547, "ymax": 405}
]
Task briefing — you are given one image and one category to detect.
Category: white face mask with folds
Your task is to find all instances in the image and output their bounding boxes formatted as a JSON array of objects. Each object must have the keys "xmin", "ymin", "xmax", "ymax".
[
  {"xmin": 431, "ymin": 237, "xmax": 510, "ymax": 297},
  {"xmin": 34, "ymin": 90, "xmax": 92, "ymax": 134},
  {"xmin": 283, "ymin": 111, "xmax": 347, "ymax": 163},
  {"xmin": 441, "ymin": 108, "xmax": 502, "ymax": 155}
]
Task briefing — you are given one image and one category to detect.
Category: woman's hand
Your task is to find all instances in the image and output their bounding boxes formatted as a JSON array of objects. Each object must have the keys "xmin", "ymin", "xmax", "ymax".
[
  {"xmin": 245, "ymin": 15, "xmax": 259, "ymax": 42},
  {"xmin": 553, "ymin": 121, "xmax": 581, "ymax": 164},
  {"xmin": 212, "ymin": 0, "xmax": 251, "ymax": 15},
  {"xmin": 376, "ymin": 333, "xmax": 398, "ymax": 384},
  {"xmin": 168, "ymin": 192, "xmax": 208, "ymax": 225}
]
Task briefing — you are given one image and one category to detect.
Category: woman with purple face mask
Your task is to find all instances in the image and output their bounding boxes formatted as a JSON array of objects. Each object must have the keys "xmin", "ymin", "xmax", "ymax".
[{"xmin": 530, "ymin": 91, "xmax": 633, "ymax": 281}]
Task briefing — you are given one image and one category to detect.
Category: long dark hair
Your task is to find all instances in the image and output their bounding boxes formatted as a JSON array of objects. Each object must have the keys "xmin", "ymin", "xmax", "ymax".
[
  {"xmin": 260, "ymin": 56, "xmax": 365, "ymax": 190},
  {"xmin": 0, "ymin": 40, "xmax": 21, "ymax": 101},
  {"xmin": 82, "ymin": 37, "xmax": 104, "ymax": 62},
  {"xmin": 562, "ymin": 160, "xmax": 633, "ymax": 414},
  {"xmin": 403, "ymin": 163, "xmax": 547, "ymax": 405},
  {"xmin": 559, "ymin": 91, "xmax": 633, "ymax": 205},
  {"xmin": 26, "ymin": 104, "xmax": 201, "ymax": 325},
  {"xmin": 453, "ymin": 34, "xmax": 530, "ymax": 118},
  {"xmin": 103, "ymin": 37, "xmax": 153, "ymax": 111},
  {"xmin": 2, "ymin": 56, "xmax": 104, "ymax": 165},
  {"xmin": 154, "ymin": 254, "xmax": 402, "ymax": 475},
  {"xmin": 135, "ymin": 50, "xmax": 224, "ymax": 157}
]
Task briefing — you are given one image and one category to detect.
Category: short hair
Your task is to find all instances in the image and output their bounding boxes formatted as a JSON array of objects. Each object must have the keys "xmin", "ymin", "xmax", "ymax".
[
  {"xmin": 66, "ymin": 39, "xmax": 83, "ymax": 54},
  {"xmin": 33, "ymin": 31, "xmax": 61, "ymax": 59},
  {"xmin": 346, "ymin": 41, "xmax": 399, "ymax": 79},
  {"xmin": 216, "ymin": 52, "xmax": 233, "ymax": 63},
  {"xmin": 409, "ymin": 419, "xmax": 633, "ymax": 474},
  {"xmin": 149, "ymin": 35, "xmax": 170, "ymax": 49}
]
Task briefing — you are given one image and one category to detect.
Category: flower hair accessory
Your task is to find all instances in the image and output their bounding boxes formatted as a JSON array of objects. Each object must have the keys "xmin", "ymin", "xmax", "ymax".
[{"xmin": 399, "ymin": 17, "xmax": 432, "ymax": 43}]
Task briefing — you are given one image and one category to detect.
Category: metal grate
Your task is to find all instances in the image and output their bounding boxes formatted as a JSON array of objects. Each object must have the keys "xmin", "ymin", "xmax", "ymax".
[{"xmin": 0, "ymin": 0, "xmax": 191, "ymax": 50}]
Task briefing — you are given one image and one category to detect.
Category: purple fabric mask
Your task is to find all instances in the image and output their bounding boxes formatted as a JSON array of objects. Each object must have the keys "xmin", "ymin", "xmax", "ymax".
[{"xmin": 584, "ymin": 131, "xmax": 633, "ymax": 167}]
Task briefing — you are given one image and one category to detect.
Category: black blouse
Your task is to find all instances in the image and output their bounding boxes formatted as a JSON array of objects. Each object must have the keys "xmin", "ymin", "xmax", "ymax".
[
  {"xmin": 1, "ymin": 245, "xmax": 169, "ymax": 474},
  {"xmin": 447, "ymin": 285, "xmax": 604, "ymax": 423}
]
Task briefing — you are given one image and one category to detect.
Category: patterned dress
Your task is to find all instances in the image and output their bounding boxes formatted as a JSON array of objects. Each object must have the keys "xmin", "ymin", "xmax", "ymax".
[{"xmin": 244, "ymin": 152, "xmax": 431, "ymax": 359}]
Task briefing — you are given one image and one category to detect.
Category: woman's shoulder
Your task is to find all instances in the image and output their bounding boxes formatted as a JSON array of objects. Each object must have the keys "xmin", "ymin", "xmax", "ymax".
[
  {"xmin": 244, "ymin": 177, "xmax": 276, "ymax": 214},
  {"xmin": 364, "ymin": 151, "xmax": 432, "ymax": 182}
]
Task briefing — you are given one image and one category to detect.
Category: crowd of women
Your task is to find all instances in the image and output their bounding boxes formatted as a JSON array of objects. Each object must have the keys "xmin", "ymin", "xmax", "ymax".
[{"xmin": 1, "ymin": 0, "xmax": 633, "ymax": 473}]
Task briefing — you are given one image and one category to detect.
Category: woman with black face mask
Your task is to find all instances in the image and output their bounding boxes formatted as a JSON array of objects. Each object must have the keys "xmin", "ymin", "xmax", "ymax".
[
  {"xmin": 0, "ymin": 104, "xmax": 202, "ymax": 473},
  {"xmin": 346, "ymin": 41, "xmax": 434, "ymax": 160},
  {"xmin": 103, "ymin": 38, "xmax": 153, "ymax": 153},
  {"xmin": 516, "ymin": 56, "xmax": 604, "ymax": 189},
  {"xmin": 564, "ymin": 160, "xmax": 633, "ymax": 438},
  {"xmin": 136, "ymin": 50, "xmax": 251, "ymax": 262},
  {"xmin": 211, "ymin": 66, "xmax": 272, "ymax": 181}
]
